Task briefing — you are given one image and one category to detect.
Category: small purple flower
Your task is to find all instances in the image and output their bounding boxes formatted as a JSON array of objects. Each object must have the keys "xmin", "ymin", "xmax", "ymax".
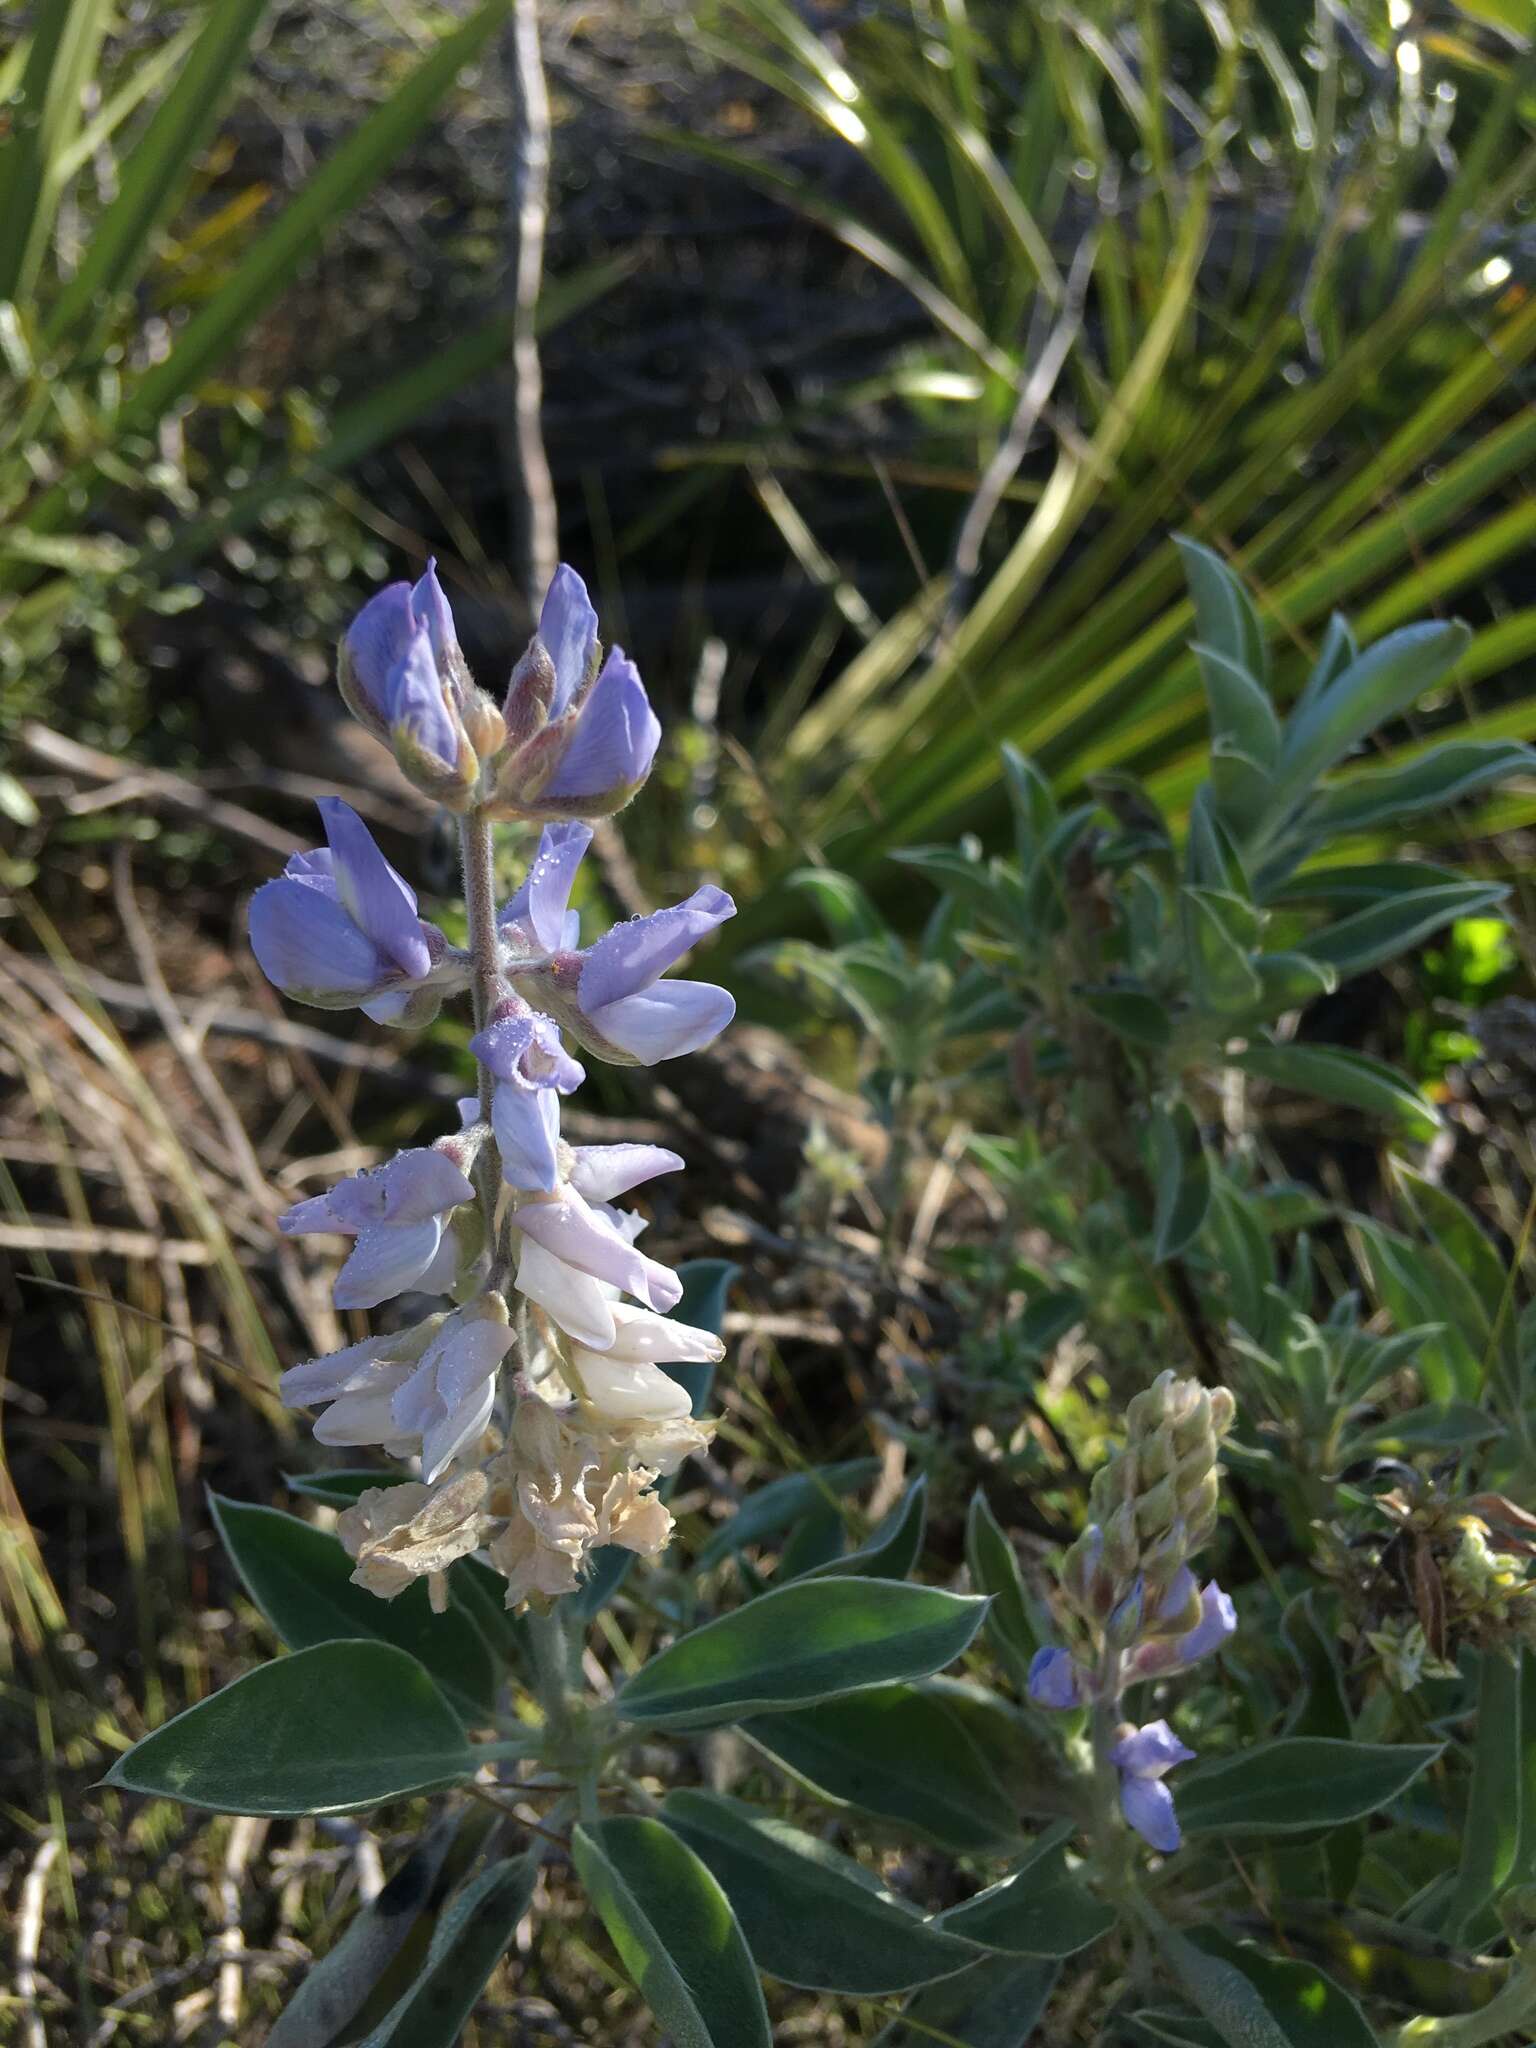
[
  {"xmin": 1027, "ymin": 1647, "xmax": 1085, "ymax": 1710},
  {"xmin": 389, "ymin": 1298, "xmax": 516, "ymax": 1480},
  {"xmin": 1126, "ymin": 1580, "xmax": 1237, "ymax": 1682},
  {"xmin": 1111, "ymin": 1720, "xmax": 1196, "ymax": 1853},
  {"xmin": 501, "ymin": 826, "xmax": 736, "ymax": 1064},
  {"xmin": 249, "ymin": 799, "xmax": 446, "ymax": 1015},
  {"xmin": 341, "ymin": 562, "xmax": 466, "ymax": 768},
  {"xmin": 469, "ymin": 996, "xmax": 585, "ymax": 1193},
  {"xmin": 280, "ymin": 1145, "xmax": 476, "ymax": 1308},
  {"xmin": 575, "ymin": 888, "xmax": 737, "ymax": 1063}
]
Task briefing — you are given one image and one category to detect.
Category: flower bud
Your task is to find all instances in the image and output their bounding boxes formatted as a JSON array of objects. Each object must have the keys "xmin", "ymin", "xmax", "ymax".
[{"xmin": 488, "ymin": 565, "xmax": 661, "ymax": 823}]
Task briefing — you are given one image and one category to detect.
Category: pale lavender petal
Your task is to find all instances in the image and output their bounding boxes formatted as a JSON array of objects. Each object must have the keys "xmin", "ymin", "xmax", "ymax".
[
  {"xmin": 316, "ymin": 1371, "xmax": 416, "ymax": 1448},
  {"xmin": 283, "ymin": 847, "xmax": 339, "ymax": 895},
  {"xmin": 1119, "ymin": 1776, "xmax": 1181, "ymax": 1853},
  {"xmin": 415, "ymin": 1226, "xmax": 462, "ymax": 1296},
  {"xmin": 389, "ymin": 1358, "xmax": 441, "ymax": 1439},
  {"xmin": 588, "ymin": 980, "xmax": 735, "ymax": 1064},
  {"xmin": 249, "ymin": 876, "xmax": 386, "ymax": 1000},
  {"xmin": 422, "ymin": 1374, "xmax": 497, "ymax": 1482},
  {"xmin": 432, "ymin": 1319, "xmax": 515, "ymax": 1410},
  {"xmin": 1157, "ymin": 1566, "xmax": 1198, "ymax": 1623},
  {"xmin": 493, "ymin": 1081, "xmax": 561, "ymax": 1192},
  {"xmin": 540, "ymin": 563, "xmax": 599, "ymax": 717},
  {"xmin": 278, "ymin": 1189, "xmax": 354, "ymax": 1237},
  {"xmin": 343, "ymin": 582, "xmax": 415, "ymax": 719},
  {"xmin": 333, "ymin": 1218, "xmax": 444, "ymax": 1309},
  {"xmin": 542, "ymin": 648, "xmax": 660, "ymax": 802},
  {"xmin": 388, "ymin": 624, "xmax": 459, "ymax": 766},
  {"xmin": 514, "ymin": 1197, "xmax": 681, "ymax": 1312},
  {"xmin": 1171, "ymin": 1583, "xmax": 1237, "ymax": 1667},
  {"xmin": 1027, "ymin": 1647, "xmax": 1084, "ymax": 1711},
  {"xmin": 1111, "ymin": 1721, "xmax": 1196, "ymax": 1780},
  {"xmin": 579, "ymin": 886, "xmax": 735, "ymax": 1011},
  {"xmin": 516, "ymin": 1236, "xmax": 616, "ymax": 1349},
  {"xmin": 280, "ymin": 1338, "xmax": 390, "ymax": 1405},
  {"xmin": 567, "ymin": 1145, "xmax": 684, "ymax": 1203},
  {"xmin": 525, "ymin": 823, "xmax": 592, "ymax": 950},
  {"xmin": 318, "ymin": 798, "xmax": 431, "ymax": 980}
]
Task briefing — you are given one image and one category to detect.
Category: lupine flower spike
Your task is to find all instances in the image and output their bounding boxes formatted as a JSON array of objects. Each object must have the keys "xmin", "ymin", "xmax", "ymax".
[
  {"xmin": 253, "ymin": 560, "xmax": 735, "ymax": 1611},
  {"xmin": 1027, "ymin": 1371, "xmax": 1237, "ymax": 1857}
]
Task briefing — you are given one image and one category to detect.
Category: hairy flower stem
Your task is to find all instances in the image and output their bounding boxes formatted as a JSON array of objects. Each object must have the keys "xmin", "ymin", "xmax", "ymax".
[
  {"xmin": 459, "ymin": 805, "xmax": 506, "ymax": 1260},
  {"xmin": 1089, "ymin": 1648, "xmax": 1137, "ymax": 1905},
  {"xmin": 460, "ymin": 807, "xmax": 501, "ymax": 1114}
]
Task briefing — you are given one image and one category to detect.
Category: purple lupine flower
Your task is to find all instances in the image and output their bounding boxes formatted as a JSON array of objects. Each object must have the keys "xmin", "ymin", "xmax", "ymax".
[
  {"xmin": 469, "ymin": 995, "xmax": 585, "ymax": 1192},
  {"xmin": 1127, "ymin": 1580, "xmax": 1237, "ymax": 1682},
  {"xmin": 389, "ymin": 1297, "xmax": 516, "ymax": 1480},
  {"xmin": 499, "ymin": 821, "xmax": 592, "ymax": 957},
  {"xmin": 501, "ymin": 824, "xmax": 736, "ymax": 1064},
  {"xmin": 1110, "ymin": 1720, "xmax": 1196, "ymax": 1853},
  {"xmin": 513, "ymin": 1192, "xmax": 682, "ymax": 1314},
  {"xmin": 280, "ymin": 1317, "xmax": 448, "ymax": 1455},
  {"xmin": 575, "ymin": 887, "xmax": 736, "ymax": 1062},
  {"xmin": 494, "ymin": 565, "xmax": 661, "ymax": 819},
  {"xmin": 280, "ymin": 1146, "xmax": 476, "ymax": 1308},
  {"xmin": 1027, "ymin": 1646, "xmax": 1086, "ymax": 1710},
  {"xmin": 249, "ymin": 799, "xmax": 448, "ymax": 1016},
  {"xmin": 341, "ymin": 563, "xmax": 466, "ymax": 767}
]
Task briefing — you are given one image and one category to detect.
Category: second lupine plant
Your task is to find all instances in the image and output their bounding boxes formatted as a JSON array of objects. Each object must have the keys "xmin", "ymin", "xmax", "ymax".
[
  {"xmin": 251, "ymin": 562, "xmax": 735, "ymax": 1612},
  {"xmin": 1028, "ymin": 1371, "xmax": 1237, "ymax": 1859}
]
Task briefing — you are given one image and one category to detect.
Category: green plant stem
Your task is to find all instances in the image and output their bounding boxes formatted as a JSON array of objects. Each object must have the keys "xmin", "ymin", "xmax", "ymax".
[
  {"xmin": 1391, "ymin": 1946, "xmax": 1536, "ymax": 2048},
  {"xmin": 1089, "ymin": 1646, "xmax": 1138, "ymax": 1908}
]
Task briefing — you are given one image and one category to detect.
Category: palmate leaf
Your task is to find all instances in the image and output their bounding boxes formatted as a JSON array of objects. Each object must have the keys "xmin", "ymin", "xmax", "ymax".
[{"xmin": 693, "ymin": 74, "xmax": 1536, "ymax": 962}]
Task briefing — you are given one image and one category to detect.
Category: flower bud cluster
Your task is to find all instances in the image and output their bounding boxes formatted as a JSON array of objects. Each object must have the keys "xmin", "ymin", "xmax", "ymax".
[
  {"xmin": 251, "ymin": 560, "xmax": 736, "ymax": 1613},
  {"xmin": 1027, "ymin": 1372, "xmax": 1237, "ymax": 1855}
]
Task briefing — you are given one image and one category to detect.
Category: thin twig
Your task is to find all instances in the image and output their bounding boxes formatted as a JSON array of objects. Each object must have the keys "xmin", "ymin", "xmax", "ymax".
[
  {"xmin": 18, "ymin": 722, "xmax": 301, "ymax": 857},
  {"xmin": 503, "ymin": 0, "xmax": 558, "ymax": 607},
  {"xmin": 16, "ymin": 1835, "xmax": 59, "ymax": 2048}
]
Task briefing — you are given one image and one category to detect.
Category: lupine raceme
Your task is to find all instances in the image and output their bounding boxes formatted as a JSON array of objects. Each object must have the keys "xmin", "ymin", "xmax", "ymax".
[
  {"xmin": 1028, "ymin": 1371, "xmax": 1237, "ymax": 1855},
  {"xmin": 250, "ymin": 562, "xmax": 734, "ymax": 1614}
]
